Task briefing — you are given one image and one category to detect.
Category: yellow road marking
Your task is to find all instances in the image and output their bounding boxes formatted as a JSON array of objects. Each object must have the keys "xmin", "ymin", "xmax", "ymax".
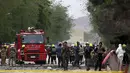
[{"xmin": 0, "ymin": 70, "xmax": 124, "ymax": 73}]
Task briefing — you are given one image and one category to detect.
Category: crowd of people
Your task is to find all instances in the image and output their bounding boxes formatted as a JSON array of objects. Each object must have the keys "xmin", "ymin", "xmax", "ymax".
[
  {"xmin": 0, "ymin": 41, "xmax": 129, "ymax": 71},
  {"xmin": 46, "ymin": 41, "xmax": 130, "ymax": 71},
  {"xmin": 46, "ymin": 41, "xmax": 107, "ymax": 71}
]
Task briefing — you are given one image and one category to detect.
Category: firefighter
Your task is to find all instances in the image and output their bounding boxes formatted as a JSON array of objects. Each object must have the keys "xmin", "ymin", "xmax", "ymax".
[
  {"xmin": 89, "ymin": 43, "xmax": 94, "ymax": 59},
  {"xmin": 51, "ymin": 44, "xmax": 57, "ymax": 64},
  {"xmin": 122, "ymin": 44, "xmax": 130, "ymax": 73},
  {"xmin": 1, "ymin": 45, "xmax": 7, "ymax": 65},
  {"xmin": 8, "ymin": 45, "xmax": 16, "ymax": 66},
  {"xmin": 61, "ymin": 41, "xmax": 70, "ymax": 70},
  {"xmin": 21, "ymin": 45, "xmax": 25, "ymax": 61}
]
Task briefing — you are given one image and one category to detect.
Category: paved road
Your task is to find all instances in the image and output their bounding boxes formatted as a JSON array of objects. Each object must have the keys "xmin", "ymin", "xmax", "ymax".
[{"xmin": 0, "ymin": 55, "xmax": 129, "ymax": 72}]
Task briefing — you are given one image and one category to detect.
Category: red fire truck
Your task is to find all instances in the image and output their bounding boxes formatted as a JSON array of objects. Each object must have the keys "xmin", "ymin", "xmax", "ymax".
[{"xmin": 15, "ymin": 28, "xmax": 47, "ymax": 64}]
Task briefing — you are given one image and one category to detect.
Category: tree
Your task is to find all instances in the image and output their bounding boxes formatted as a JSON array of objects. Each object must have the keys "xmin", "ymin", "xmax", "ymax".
[
  {"xmin": 47, "ymin": 3, "xmax": 73, "ymax": 43},
  {"xmin": 87, "ymin": 0, "xmax": 130, "ymax": 47},
  {"xmin": 0, "ymin": 0, "xmax": 72, "ymax": 43},
  {"xmin": 0, "ymin": 0, "xmax": 22, "ymax": 42}
]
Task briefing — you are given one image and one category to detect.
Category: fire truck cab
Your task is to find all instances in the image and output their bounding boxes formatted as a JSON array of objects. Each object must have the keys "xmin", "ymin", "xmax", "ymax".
[{"xmin": 15, "ymin": 28, "xmax": 47, "ymax": 64}]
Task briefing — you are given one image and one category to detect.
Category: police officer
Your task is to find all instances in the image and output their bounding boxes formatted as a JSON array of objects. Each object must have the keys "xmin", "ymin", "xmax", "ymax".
[
  {"xmin": 61, "ymin": 42, "xmax": 70, "ymax": 70},
  {"xmin": 95, "ymin": 42, "xmax": 105, "ymax": 71},
  {"xmin": 1, "ymin": 45, "xmax": 7, "ymax": 65},
  {"xmin": 8, "ymin": 45, "xmax": 16, "ymax": 66}
]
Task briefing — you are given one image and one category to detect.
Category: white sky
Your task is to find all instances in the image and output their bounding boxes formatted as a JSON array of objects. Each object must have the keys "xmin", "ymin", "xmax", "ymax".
[{"xmin": 55, "ymin": 0, "xmax": 89, "ymax": 19}]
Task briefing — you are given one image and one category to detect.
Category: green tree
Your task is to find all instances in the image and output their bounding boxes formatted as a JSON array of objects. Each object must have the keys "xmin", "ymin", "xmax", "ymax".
[
  {"xmin": 48, "ymin": 3, "xmax": 72, "ymax": 43},
  {"xmin": 87, "ymin": 0, "xmax": 130, "ymax": 48},
  {"xmin": 0, "ymin": 0, "xmax": 72, "ymax": 43}
]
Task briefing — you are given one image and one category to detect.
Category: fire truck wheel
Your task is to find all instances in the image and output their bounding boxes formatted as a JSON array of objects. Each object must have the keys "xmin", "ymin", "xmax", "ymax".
[{"xmin": 35, "ymin": 61, "xmax": 46, "ymax": 64}]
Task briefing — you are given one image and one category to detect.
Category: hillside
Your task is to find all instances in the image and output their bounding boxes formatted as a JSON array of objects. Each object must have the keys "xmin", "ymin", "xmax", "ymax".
[
  {"xmin": 72, "ymin": 16, "xmax": 92, "ymax": 32},
  {"xmin": 68, "ymin": 16, "xmax": 100, "ymax": 43}
]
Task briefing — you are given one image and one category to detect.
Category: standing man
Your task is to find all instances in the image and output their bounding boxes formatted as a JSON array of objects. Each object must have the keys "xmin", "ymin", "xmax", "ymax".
[
  {"xmin": 47, "ymin": 45, "xmax": 52, "ymax": 64},
  {"xmin": 122, "ymin": 44, "xmax": 130, "ymax": 73},
  {"xmin": 56, "ymin": 43, "xmax": 62, "ymax": 67},
  {"xmin": 116, "ymin": 44, "xmax": 125, "ymax": 70},
  {"xmin": 69, "ymin": 45, "xmax": 75, "ymax": 64},
  {"xmin": 51, "ymin": 44, "xmax": 57, "ymax": 64},
  {"xmin": 84, "ymin": 42, "xmax": 91, "ymax": 70},
  {"xmin": 8, "ymin": 45, "xmax": 16, "ymax": 66},
  {"xmin": 61, "ymin": 42, "xmax": 70, "ymax": 70},
  {"xmin": 1, "ymin": 45, "xmax": 7, "ymax": 66},
  {"xmin": 79, "ymin": 45, "xmax": 84, "ymax": 64},
  {"xmin": 95, "ymin": 42, "xmax": 105, "ymax": 71},
  {"xmin": 74, "ymin": 41, "xmax": 81, "ymax": 69}
]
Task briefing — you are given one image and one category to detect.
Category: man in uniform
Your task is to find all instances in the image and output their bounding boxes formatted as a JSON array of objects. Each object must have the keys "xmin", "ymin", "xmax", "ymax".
[
  {"xmin": 79, "ymin": 45, "xmax": 84, "ymax": 64},
  {"xmin": 73, "ymin": 41, "xmax": 81, "ymax": 69},
  {"xmin": 69, "ymin": 44, "xmax": 75, "ymax": 64},
  {"xmin": 1, "ymin": 45, "xmax": 7, "ymax": 65},
  {"xmin": 8, "ymin": 45, "xmax": 16, "ymax": 66},
  {"xmin": 84, "ymin": 42, "xmax": 92, "ymax": 70},
  {"xmin": 51, "ymin": 44, "xmax": 57, "ymax": 64},
  {"xmin": 61, "ymin": 42, "xmax": 70, "ymax": 70},
  {"xmin": 95, "ymin": 42, "xmax": 105, "ymax": 71}
]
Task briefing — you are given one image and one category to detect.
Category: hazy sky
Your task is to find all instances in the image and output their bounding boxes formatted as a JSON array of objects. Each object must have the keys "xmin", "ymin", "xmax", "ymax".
[{"xmin": 55, "ymin": 0, "xmax": 88, "ymax": 19}]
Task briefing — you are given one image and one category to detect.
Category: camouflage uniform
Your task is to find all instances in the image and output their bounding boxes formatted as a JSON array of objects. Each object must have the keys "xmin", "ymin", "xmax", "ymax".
[
  {"xmin": 69, "ymin": 47, "xmax": 75, "ymax": 63},
  {"xmin": 1, "ymin": 47, "xmax": 7, "ymax": 65},
  {"xmin": 9, "ymin": 47, "xmax": 16, "ymax": 66},
  {"xmin": 61, "ymin": 42, "xmax": 70, "ymax": 70}
]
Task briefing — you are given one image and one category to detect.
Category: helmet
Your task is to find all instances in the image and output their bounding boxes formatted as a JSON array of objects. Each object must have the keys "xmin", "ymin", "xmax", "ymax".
[
  {"xmin": 52, "ymin": 44, "xmax": 55, "ymax": 47},
  {"xmin": 22, "ymin": 45, "xmax": 25, "ymax": 48},
  {"xmin": 89, "ymin": 43, "xmax": 93, "ymax": 47},
  {"xmin": 86, "ymin": 42, "xmax": 89, "ymax": 45},
  {"xmin": 122, "ymin": 44, "xmax": 126, "ymax": 47},
  {"xmin": 74, "ymin": 43, "xmax": 77, "ymax": 46},
  {"xmin": 6, "ymin": 45, "xmax": 9, "ymax": 48}
]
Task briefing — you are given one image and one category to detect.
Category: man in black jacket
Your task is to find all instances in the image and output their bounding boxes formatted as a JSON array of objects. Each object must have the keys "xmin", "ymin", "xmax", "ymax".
[{"xmin": 84, "ymin": 42, "xmax": 92, "ymax": 70}]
